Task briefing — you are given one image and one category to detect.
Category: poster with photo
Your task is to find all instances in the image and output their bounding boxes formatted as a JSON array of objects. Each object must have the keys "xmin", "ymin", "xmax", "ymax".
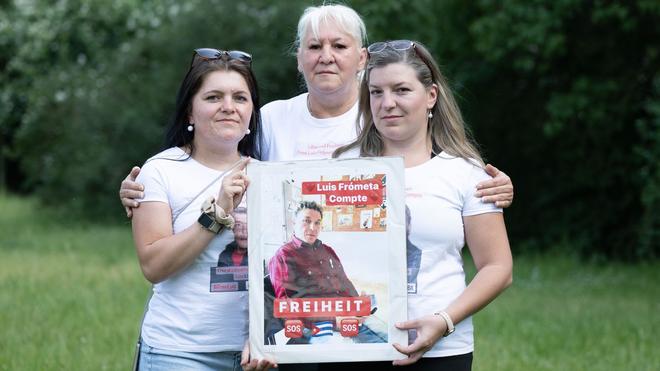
[{"xmin": 247, "ymin": 157, "xmax": 408, "ymax": 363}]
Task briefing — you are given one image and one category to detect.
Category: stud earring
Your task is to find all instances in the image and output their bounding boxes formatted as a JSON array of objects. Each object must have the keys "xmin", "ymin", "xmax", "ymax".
[
  {"xmin": 187, "ymin": 124, "xmax": 194, "ymax": 132},
  {"xmin": 245, "ymin": 128, "xmax": 251, "ymax": 135},
  {"xmin": 428, "ymin": 111, "xmax": 433, "ymax": 119}
]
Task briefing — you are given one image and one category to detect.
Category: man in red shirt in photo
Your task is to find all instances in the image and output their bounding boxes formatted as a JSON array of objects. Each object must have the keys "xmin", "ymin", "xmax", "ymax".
[{"xmin": 267, "ymin": 201, "xmax": 384, "ymax": 344}]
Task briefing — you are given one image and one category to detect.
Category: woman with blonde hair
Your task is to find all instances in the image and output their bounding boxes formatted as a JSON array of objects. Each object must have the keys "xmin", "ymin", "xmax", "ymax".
[{"xmin": 331, "ymin": 40, "xmax": 513, "ymax": 370}]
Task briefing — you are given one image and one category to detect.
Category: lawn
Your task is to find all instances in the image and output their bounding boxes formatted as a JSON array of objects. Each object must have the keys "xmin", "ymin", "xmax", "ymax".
[{"xmin": 0, "ymin": 193, "xmax": 658, "ymax": 370}]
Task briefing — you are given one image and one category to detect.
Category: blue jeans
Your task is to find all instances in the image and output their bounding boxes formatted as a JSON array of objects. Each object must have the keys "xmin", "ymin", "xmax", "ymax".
[{"xmin": 138, "ymin": 340, "xmax": 242, "ymax": 371}]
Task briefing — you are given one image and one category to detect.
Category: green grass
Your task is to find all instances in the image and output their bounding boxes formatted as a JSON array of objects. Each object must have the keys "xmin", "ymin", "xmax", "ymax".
[
  {"xmin": 1, "ymin": 193, "xmax": 658, "ymax": 370},
  {"xmin": 469, "ymin": 255, "xmax": 659, "ymax": 370},
  {"xmin": 0, "ymin": 193, "xmax": 148, "ymax": 370}
]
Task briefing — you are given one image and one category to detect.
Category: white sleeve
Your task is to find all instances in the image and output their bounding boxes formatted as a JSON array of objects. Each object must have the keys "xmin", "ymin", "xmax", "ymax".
[
  {"xmin": 135, "ymin": 160, "xmax": 169, "ymax": 205},
  {"xmin": 461, "ymin": 161, "xmax": 502, "ymax": 216}
]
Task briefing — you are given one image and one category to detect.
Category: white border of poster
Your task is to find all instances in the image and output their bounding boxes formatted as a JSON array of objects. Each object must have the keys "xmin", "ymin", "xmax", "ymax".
[{"xmin": 247, "ymin": 157, "xmax": 408, "ymax": 363}]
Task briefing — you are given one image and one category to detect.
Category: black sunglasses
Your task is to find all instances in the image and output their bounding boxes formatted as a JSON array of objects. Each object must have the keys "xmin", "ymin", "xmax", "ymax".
[
  {"xmin": 190, "ymin": 48, "xmax": 252, "ymax": 67},
  {"xmin": 367, "ymin": 40, "xmax": 415, "ymax": 55}
]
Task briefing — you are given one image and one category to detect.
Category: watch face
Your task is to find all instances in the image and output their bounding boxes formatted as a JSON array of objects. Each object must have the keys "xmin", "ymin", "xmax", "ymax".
[{"xmin": 198, "ymin": 213, "xmax": 220, "ymax": 233}]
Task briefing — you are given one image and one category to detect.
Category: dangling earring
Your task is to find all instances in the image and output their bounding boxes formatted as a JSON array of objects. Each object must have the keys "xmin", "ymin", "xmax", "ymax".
[
  {"xmin": 187, "ymin": 123, "xmax": 194, "ymax": 132},
  {"xmin": 428, "ymin": 111, "xmax": 433, "ymax": 119},
  {"xmin": 245, "ymin": 128, "xmax": 251, "ymax": 135}
]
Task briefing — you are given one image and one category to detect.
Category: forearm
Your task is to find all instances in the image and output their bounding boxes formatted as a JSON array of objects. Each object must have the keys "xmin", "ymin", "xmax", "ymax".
[
  {"xmin": 444, "ymin": 262, "xmax": 512, "ymax": 326},
  {"xmin": 445, "ymin": 212, "xmax": 513, "ymax": 326}
]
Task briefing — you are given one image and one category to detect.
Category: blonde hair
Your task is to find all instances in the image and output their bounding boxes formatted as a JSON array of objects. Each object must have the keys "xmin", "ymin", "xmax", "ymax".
[
  {"xmin": 295, "ymin": 3, "xmax": 367, "ymax": 49},
  {"xmin": 334, "ymin": 41, "xmax": 483, "ymax": 166}
]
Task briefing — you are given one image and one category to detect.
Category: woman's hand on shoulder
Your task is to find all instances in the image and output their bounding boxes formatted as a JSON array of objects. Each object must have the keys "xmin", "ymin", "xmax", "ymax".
[
  {"xmin": 475, "ymin": 164, "xmax": 514, "ymax": 208},
  {"xmin": 119, "ymin": 166, "xmax": 144, "ymax": 218},
  {"xmin": 391, "ymin": 314, "xmax": 447, "ymax": 366}
]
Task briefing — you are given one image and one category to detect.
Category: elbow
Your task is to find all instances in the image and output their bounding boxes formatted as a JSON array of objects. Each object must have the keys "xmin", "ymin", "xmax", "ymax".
[
  {"xmin": 141, "ymin": 268, "xmax": 161, "ymax": 284},
  {"xmin": 504, "ymin": 272, "xmax": 513, "ymax": 289},
  {"xmin": 135, "ymin": 244, "xmax": 168, "ymax": 284},
  {"xmin": 502, "ymin": 264, "xmax": 513, "ymax": 290},
  {"xmin": 140, "ymin": 262, "xmax": 166, "ymax": 284}
]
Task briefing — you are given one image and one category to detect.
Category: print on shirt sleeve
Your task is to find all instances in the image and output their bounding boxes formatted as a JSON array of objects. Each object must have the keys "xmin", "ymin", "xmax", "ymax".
[{"xmin": 405, "ymin": 205, "xmax": 422, "ymax": 294}]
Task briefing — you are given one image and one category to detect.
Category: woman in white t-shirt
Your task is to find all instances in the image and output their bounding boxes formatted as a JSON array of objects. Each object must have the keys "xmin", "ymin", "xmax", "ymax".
[
  {"xmin": 131, "ymin": 48, "xmax": 274, "ymax": 371},
  {"xmin": 332, "ymin": 40, "xmax": 513, "ymax": 371}
]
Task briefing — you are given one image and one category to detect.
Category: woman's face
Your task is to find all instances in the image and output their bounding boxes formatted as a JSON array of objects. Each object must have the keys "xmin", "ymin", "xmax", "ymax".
[
  {"xmin": 297, "ymin": 21, "xmax": 366, "ymax": 98},
  {"xmin": 369, "ymin": 63, "xmax": 437, "ymax": 146},
  {"xmin": 189, "ymin": 70, "xmax": 253, "ymax": 148}
]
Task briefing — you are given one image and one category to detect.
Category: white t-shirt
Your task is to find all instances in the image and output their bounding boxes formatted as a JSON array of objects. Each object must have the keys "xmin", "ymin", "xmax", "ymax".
[
  {"xmin": 136, "ymin": 147, "xmax": 248, "ymax": 352},
  {"xmin": 260, "ymin": 92, "xmax": 360, "ymax": 161},
  {"xmin": 405, "ymin": 152, "xmax": 501, "ymax": 357}
]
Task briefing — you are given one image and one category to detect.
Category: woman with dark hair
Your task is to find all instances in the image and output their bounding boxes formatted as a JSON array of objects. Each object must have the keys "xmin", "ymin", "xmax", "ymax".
[{"xmin": 131, "ymin": 48, "xmax": 273, "ymax": 371}]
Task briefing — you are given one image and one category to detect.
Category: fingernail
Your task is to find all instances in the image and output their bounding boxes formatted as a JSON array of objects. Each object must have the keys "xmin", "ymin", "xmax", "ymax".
[{"xmin": 475, "ymin": 191, "xmax": 482, "ymax": 197}]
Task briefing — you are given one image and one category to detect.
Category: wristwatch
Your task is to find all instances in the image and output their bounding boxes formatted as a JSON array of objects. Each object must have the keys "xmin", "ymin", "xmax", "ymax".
[
  {"xmin": 198, "ymin": 212, "xmax": 223, "ymax": 234},
  {"xmin": 197, "ymin": 196, "xmax": 235, "ymax": 233}
]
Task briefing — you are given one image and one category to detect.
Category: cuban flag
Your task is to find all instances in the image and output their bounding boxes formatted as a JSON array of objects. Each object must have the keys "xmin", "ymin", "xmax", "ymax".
[{"xmin": 311, "ymin": 321, "xmax": 334, "ymax": 337}]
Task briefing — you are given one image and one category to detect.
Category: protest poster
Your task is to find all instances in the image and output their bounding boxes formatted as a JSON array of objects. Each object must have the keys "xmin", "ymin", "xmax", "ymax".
[{"xmin": 247, "ymin": 157, "xmax": 407, "ymax": 363}]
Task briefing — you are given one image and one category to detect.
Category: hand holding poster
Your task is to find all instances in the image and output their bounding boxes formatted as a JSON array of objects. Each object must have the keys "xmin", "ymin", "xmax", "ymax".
[{"xmin": 247, "ymin": 157, "xmax": 408, "ymax": 363}]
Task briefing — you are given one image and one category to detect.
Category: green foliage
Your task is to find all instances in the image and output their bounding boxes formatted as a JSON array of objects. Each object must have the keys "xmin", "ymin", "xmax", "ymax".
[
  {"xmin": 1, "ymin": 0, "xmax": 658, "ymax": 259},
  {"xmin": 2, "ymin": 0, "xmax": 308, "ymax": 218},
  {"xmin": 457, "ymin": 0, "xmax": 660, "ymax": 260}
]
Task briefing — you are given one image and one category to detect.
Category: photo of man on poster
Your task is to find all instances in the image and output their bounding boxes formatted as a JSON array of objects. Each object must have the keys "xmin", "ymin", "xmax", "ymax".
[{"xmin": 267, "ymin": 201, "xmax": 385, "ymax": 344}]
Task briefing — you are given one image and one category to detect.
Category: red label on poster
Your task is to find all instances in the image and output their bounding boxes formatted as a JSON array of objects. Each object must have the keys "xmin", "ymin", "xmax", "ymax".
[
  {"xmin": 274, "ymin": 297, "xmax": 372, "ymax": 318},
  {"xmin": 284, "ymin": 320, "xmax": 304, "ymax": 338},
  {"xmin": 339, "ymin": 319, "xmax": 360, "ymax": 337},
  {"xmin": 301, "ymin": 180, "xmax": 383, "ymax": 205}
]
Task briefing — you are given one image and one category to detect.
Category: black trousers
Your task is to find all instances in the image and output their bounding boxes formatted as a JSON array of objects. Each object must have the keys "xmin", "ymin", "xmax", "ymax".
[{"xmin": 278, "ymin": 353, "xmax": 473, "ymax": 371}]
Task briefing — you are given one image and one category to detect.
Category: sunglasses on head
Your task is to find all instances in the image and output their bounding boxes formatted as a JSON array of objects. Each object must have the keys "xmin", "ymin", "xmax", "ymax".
[
  {"xmin": 190, "ymin": 48, "xmax": 252, "ymax": 67},
  {"xmin": 367, "ymin": 40, "xmax": 415, "ymax": 55}
]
